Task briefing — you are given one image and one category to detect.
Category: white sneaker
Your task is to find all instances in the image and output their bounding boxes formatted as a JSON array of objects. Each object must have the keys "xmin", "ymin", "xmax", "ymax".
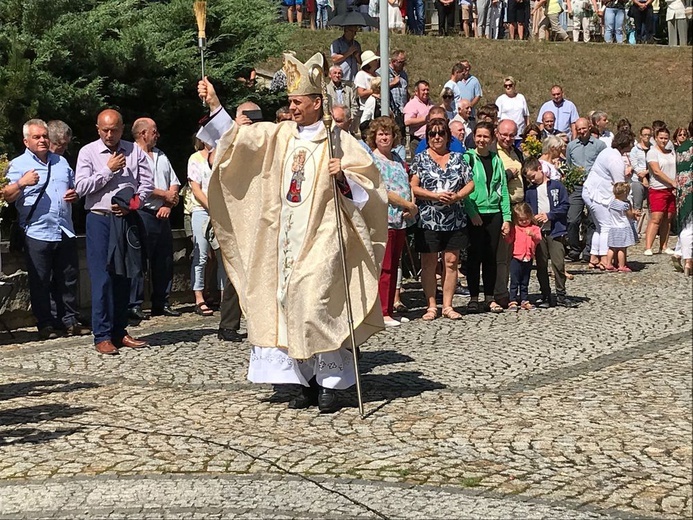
[
  {"xmin": 643, "ymin": 249, "xmax": 653, "ymax": 256},
  {"xmin": 663, "ymin": 248, "xmax": 676, "ymax": 255},
  {"xmin": 398, "ymin": 316, "xmax": 410, "ymax": 323},
  {"xmin": 383, "ymin": 317, "xmax": 401, "ymax": 327}
]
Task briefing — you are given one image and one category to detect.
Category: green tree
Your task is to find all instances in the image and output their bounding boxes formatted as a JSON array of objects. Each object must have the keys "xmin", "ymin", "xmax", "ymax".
[{"xmin": 0, "ymin": 0, "xmax": 291, "ymax": 171}]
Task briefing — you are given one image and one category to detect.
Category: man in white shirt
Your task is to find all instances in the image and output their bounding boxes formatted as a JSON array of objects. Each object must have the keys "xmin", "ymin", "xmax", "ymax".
[{"xmin": 129, "ymin": 118, "xmax": 181, "ymax": 319}]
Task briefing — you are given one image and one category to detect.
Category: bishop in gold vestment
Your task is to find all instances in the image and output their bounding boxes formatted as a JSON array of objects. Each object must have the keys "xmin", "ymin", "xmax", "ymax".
[{"xmin": 197, "ymin": 53, "xmax": 387, "ymax": 411}]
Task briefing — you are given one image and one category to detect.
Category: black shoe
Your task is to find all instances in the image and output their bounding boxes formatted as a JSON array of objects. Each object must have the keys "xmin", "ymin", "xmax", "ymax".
[
  {"xmin": 151, "ymin": 305, "xmax": 181, "ymax": 317},
  {"xmin": 565, "ymin": 253, "xmax": 581, "ymax": 263},
  {"xmin": 536, "ymin": 295, "xmax": 552, "ymax": 309},
  {"xmin": 65, "ymin": 324, "xmax": 91, "ymax": 336},
  {"xmin": 318, "ymin": 387, "xmax": 340, "ymax": 413},
  {"xmin": 288, "ymin": 385, "xmax": 319, "ymax": 409},
  {"xmin": 38, "ymin": 326, "xmax": 60, "ymax": 340},
  {"xmin": 556, "ymin": 295, "xmax": 578, "ymax": 308},
  {"xmin": 217, "ymin": 328, "xmax": 247, "ymax": 342},
  {"xmin": 128, "ymin": 306, "xmax": 148, "ymax": 321}
]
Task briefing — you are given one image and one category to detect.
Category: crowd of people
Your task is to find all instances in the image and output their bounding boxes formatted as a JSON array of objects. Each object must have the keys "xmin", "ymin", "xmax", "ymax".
[
  {"xmin": 281, "ymin": 0, "xmax": 692, "ymax": 45},
  {"xmin": 2, "ymin": 46, "xmax": 691, "ymax": 412},
  {"xmin": 2, "ymin": 45, "xmax": 691, "ymax": 356}
]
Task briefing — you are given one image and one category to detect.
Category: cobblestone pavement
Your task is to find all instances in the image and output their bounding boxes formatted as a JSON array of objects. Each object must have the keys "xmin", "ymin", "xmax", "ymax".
[{"xmin": 0, "ymin": 247, "xmax": 691, "ymax": 519}]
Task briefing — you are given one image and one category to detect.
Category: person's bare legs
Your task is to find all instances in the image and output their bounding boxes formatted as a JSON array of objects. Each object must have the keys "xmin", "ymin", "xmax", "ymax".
[
  {"xmin": 509, "ymin": 22, "xmax": 516, "ymax": 39},
  {"xmin": 442, "ymin": 251, "xmax": 459, "ymax": 309},
  {"xmin": 296, "ymin": 5, "xmax": 303, "ymax": 25},
  {"xmin": 659, "ymin": 212, "xmax": 673, "ymax": 251},
  {"xmin": 420, "ymin": 253, "xmax": 439, "ymax": 311},
  {"xmin": 617, "ymin": 248, "xmax": 627, "ymax": 268},
  {"xmin": 518, "ymin": 22, "xmax": 525, "ymax": 39},
  {"xmin": 287, "ymin": 5, "xmax": 295, "ymax": 23},
  {"xmin": 645, "ymin": 211, "xmax": 663, "ymax": 250}
]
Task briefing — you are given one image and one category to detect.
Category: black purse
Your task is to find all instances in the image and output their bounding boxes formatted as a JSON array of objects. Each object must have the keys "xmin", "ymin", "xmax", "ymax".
[{"xmin": 9, "ymin": 162, "xmax": 52, "ymax": 253}]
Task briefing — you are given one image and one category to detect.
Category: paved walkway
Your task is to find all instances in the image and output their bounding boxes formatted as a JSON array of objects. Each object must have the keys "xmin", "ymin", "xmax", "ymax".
[{"xmin": 1, "ymin": 247, "xmax": 691, "ymax": 519}]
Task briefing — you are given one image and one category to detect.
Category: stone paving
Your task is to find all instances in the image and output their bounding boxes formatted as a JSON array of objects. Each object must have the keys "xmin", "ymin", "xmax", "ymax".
[{"xmin": 0, "ymin": 246, "xmax": 691, "ymax": 519}]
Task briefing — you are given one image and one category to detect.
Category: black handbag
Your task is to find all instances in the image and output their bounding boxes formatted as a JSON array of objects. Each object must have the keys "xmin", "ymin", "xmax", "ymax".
[{"xmin": 8, "ymin": 162, "xmax": 51, "ymax": 253}]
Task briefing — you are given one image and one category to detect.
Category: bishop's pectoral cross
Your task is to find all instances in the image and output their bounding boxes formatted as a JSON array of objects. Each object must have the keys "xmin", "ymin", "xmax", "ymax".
[{"xmin": 286, "ymin": 149, "xmax": 307, "ymax": 203}]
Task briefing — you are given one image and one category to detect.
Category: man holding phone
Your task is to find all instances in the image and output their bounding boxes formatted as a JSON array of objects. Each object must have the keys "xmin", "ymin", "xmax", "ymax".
[{"xmin": 75, "ymin": 109, "xmax": 154, "ymax": 355}]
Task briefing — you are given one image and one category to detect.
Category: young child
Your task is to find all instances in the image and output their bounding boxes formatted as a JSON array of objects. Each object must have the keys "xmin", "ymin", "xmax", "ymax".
[
  {"xmin": 522, "ymin": 158, "xmax": 576, "ymax": 308},
  {"xmin": 606, "ymin": 182, "xmax": 639, "ymax": 272},
  {"xmin": 505, "ymin": 203, "xmax": 542, "ymax": 311}
]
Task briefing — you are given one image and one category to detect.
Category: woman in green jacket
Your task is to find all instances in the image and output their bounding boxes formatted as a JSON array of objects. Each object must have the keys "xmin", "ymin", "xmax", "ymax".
[{"xmin": 463, "ymin": 121, "xmax": 512, "ymax": 313}]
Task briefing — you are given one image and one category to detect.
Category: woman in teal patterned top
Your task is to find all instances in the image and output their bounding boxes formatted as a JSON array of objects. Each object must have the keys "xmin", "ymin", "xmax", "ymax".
[{"xmin": 367, "ymin": 117, "xmax": 418, "ymax": 327}]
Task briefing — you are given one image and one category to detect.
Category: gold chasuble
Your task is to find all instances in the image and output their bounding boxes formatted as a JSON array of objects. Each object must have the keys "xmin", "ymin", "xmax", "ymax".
[{"xmin": 207, "ymin": 120, "xmax": 387, "ymax": 360}]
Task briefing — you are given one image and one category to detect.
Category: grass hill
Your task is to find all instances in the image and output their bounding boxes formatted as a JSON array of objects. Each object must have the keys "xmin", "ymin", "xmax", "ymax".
[{"xmin": 266, "ymin": 30, "xmax": 693, "ymax": 131}]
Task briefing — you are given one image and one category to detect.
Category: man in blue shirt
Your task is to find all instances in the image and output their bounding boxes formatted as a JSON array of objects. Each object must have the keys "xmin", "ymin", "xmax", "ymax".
[
  {"xmin": 456, "ymin": 60, "xmax": 483, "ymax": 119},
  {"xmin": 537, "ymin": 85, "xmax": 579, "ymax": 139},
  {"xmin": 565, "ymin": 117, "xmax": 607, "ymax": 261},
  {"xmin": 330, "ymin": 26, "xmax": 362, "ymax": 84},
  {"xmin": 4, "ymin": 119, "xmax": 90, "ymax": 340},
  {"xmin": 414, "ymin": 107, "xmax": 465, "ymax": 154}
]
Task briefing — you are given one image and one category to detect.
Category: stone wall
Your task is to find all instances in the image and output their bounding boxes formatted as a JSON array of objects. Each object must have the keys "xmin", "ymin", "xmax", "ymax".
[{"xmin": 0, "ymin": 230, "xmax": 197, "ymax": 330}]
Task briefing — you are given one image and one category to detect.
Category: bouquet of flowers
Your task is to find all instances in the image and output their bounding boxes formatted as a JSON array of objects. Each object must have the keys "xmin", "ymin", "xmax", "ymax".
[
  {"xmin": 0, "ymin": 154, "xmax": 10, "ymax": 209},
  {"xmin": 520, "ymin": 135, "xmax": 542, "ymax": 158},
  {"xmin": 562, "ymin": 164, "xmax": 586, "ymax": 193}
]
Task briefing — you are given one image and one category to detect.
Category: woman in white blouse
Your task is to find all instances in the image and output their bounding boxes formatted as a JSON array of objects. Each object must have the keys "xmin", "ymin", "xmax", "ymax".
[{"xmin": 582, "ymin": 130, "xmax": 635, "ymax": 269}]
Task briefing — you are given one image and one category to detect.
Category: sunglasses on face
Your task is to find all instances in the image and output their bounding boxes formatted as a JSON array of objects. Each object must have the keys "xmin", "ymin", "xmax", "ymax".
[
  {"xmin": 504, "ymin": 84, "xmax": 513, "ymax": 88},
  {"xmin": 442, "ymin": 95, "xmax": 453, "ymax": 99},
  {"xmin": 428, "ymin": 130, "xmax": 446, "ymax": 138}
]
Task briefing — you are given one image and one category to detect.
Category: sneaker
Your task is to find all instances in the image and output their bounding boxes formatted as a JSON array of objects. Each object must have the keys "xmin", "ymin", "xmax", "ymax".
[
  {"xmin": 643, "ymin": 249, "xmax": 653, "ymax": 256},
  {"xmin": 454, "ymin": 285, "xmax": 470, "ymax": 296},
  {"xmin": 672, "ymin": 255, "xmax": 684, "ymax": 272},
  {"xmin": 663, "ymin": 248, "xmax": 676, "ymax": 255},
  {"xmin": 520, "ymin": 301, "xmax": 536, "ymax": 311},
  {"xmin": 383, "ymin": 317, "xmax": 401, "ymax": 327},
  {"xmin": 556, "ymin": 295, "xmax": 578, "ymax": 308},
  {"xmin": 398, "ymin": 316, "xmax": 410, "ymax": 323}
]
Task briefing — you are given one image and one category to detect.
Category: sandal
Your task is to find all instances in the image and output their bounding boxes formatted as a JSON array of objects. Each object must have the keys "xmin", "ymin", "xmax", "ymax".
[
  {"xmin": 604, "ymin": 264, "xmax": 617, "ymax": 272},
  {"xmin": 588, "ymin": 262, "xmax": 606, "ymax": 271},
  {"xmin": 466, "ymin": 301, "xmax": 480, "ymax": 314},
  {"xmin": 195, "ymin": 302, "xmax": 214, "ymax": 316},
  {"xmin": 508, "ymin": 301, "xmax": 519, "ymax": 311},
  {"xmin": 489, "ymin": 301, "xmax": 504, "ymax": 313},
  {"xmin": 393, "ymin": 301, "xmax": 409, "ymax": 313},
  {"xmin": 422, "ymin": 307, "xmax": 438, "ymax": 321},
  {"xmin": 441, "ymin": 306, "xmax": 463, "ymax": 320}
]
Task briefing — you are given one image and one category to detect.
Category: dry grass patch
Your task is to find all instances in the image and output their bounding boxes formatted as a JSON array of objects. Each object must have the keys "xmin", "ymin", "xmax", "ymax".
[{"xmin": 266, "ymin": 30, "xmax": 693, "ymax": 129}]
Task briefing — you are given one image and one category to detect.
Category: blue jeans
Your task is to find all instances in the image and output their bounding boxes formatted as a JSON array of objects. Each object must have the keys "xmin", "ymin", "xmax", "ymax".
[
  {"xmin": 604, "ymin": 7, "xmax": 625, "ymax": 43},
  {"xmin": 509, "ymin": 258, "xmax": 533, "ymax": 303},
  {"xmin": 86, "ymin": 212, "xmax": 130, "ymax": 344},
  {"xmin": 407, "ymin": 0, "xmax": 425, "ymax": 34}
]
